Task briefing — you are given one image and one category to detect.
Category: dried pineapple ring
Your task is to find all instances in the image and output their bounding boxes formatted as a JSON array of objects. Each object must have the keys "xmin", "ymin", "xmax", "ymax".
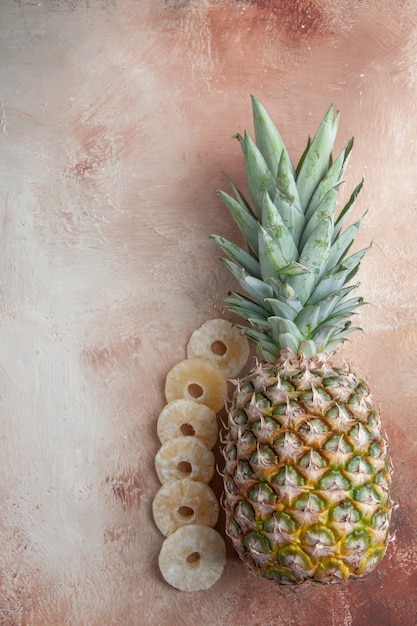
[
  {"xmin": 154, "ymin": 436, "xmax": 215, "ymax": 484},
  {"xmin": 157, "ymin": 399, "xmax": 218, "ymax": 450},
  {"xmin": 152, "ymin": 478, "xmax": 219, "ymax": 537},
  {"xmin": 158, "ymin": 524, "xmax": 227, "ymax": 591},
  {"xmin": 187, "ymin": 319, "xmax": 250, "ymax": 378},
  {"xmin": 165, "ymin": 357, "xmax": 227, "ymax": 413}
]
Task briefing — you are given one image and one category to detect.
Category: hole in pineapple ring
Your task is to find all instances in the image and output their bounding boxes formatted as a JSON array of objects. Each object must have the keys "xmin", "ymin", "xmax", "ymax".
[
  {"xmin": 177, "ymin": 461, "xmax": 192, "ymax": 475},
  {"xmin": 177, "ymin": 505, "xmax": 195, "ymax": 520},
  {"xmin": 186, "ymin": 551, "xmax": 201, "ymax": 564},
  {"xmin": 210, "ymin": 340, "xmax": 227, "ymax": 356},
  {"xmin": 180, "ymin": 423, "xmax": 195, "ymax": 436},
  {"xmin": 187, "ymin": 383, "xmax": 204, "ymax": 399}
]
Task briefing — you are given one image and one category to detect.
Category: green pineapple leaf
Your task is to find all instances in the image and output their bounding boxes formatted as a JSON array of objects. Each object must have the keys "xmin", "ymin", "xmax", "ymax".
[
  {"xmin": 224, "ymin": 174, "xmax": 254, "ymax": 214},
  {"xmin": 330, "ymin": 284, "xmax": 358, "ymax": 308},
  {"xmin": 243, "ymin": 327, "xmax": 280, "ymax": 360},
  {"xmin": 294, "ymin": 305, "xmax": 321, "ymax": 338},
  {"xmin": 268, "ymin": 316, "xmax": 304, "ymax": 344},
  {"xmin": 224, "ymin": 292, "xmax": 271, "ymax": 319},
  {"xmin": 278, "ymin": 262, "xmax": 312, "ymax": 277},
  {"xmin": 300, "ymin": 215, "xmax": 333, "ymax": 276},
  {"xmin": 295, "ymin": 135, "xmax": 312, "ymax": 179},
  {"xmin": 299, "ymin": 187, "xmax": 338, "ymax": 251},
  {"xmin": 308, "ymin": 267, "xmax": 352, "ymax": 304},
  {"xmin": 261, "ymin": 192, "xmax": 299, "ymax": 262},
  {"xmin": 291, "ymin": 216, "xmax": 333, "ymax": 303},
  {"xmin": 275, "ymin": 332, "xmax": 300, "ymax": 353},
  {"xmin": 332, "ymin": 296, "xmax": 365, "ymax": 316},
  {"xmin": 264, "ymin": 279, "xmax": 304, "ymax": 313},
  {"xmin": 296, "ymin": 106, "xmax": 339, "ymax": 211},
  {"xmin": 220, "ymin": 258, "xmax": 274, "ymax": 304},
  {"xmin": 210, "ymin": 234, "xmax": 261, "ymax": 278},
  {"xmin": 238, "ymin": 131, "xmax": 276, "ymax": 217},
  {"xmin": 258, "ymin": 224, "xmax": 289, "ymax": 278},
  {"xmin": 325, "ymin": 211, "xmax": 368, "ymax": 272},
  {"xmin": 333, "ymin": 179, "xmax": 364, "ymax": 242},
  {"xmin": 257, "ymin": 344, "xmax": 281, "ymax": 362},
  {"xmin": 217, "ymin": 190, "xmax": 259, "ymax": 255},
  {"xmin": 251, "ymin": 95, "xmax": 295, "ymax": 179},
  {"xmin": 305, "ymin": 138, "xmax": 353, "ymax": 222},
  {"xmin": 316, "ymin": 292, "xmax": 342, "ymax": 324},
  {"xmin": 264, "ymin": 297, "xmax": 299, "ymax": 321},
  {"xmin": 323, "ymin": 324, "xmax": 363, "ymax": 352},
  {"xmin": 340, "ymin": 246, "xmax": 370, "ymax": 281},
  {"xmin": 274, "ymin": 150, "xmax": 305, "ymax": 246},
  {"xmin": 311, "ymin": 324, "xmax": 340, "ymax": 352}
]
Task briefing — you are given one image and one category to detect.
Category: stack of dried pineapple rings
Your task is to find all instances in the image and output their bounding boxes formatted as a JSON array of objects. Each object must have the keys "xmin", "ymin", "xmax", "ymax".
[{"xmin": 153, "ymin": 319, "xmax": 250, "ymax": 591}]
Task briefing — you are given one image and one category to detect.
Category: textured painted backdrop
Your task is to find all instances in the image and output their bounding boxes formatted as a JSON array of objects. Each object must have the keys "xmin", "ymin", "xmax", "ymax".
[{"xmin": 1, "ymin": 1, "xmax": 416, "ymax": 624}]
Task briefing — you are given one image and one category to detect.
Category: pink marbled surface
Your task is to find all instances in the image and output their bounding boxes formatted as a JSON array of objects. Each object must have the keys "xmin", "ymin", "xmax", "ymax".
[{"xmin": 0, "ymin": 1, "xmax": 416, "ymax": 624}]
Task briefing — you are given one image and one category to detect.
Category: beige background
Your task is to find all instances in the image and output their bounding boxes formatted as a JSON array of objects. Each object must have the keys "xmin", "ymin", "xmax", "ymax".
[{"xmin": 0, "ymin": 1, "xmax": 416, "ymax": 624}]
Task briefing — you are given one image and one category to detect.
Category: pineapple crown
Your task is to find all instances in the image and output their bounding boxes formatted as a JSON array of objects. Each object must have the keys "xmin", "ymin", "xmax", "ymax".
[{"xmin": 211, "ymin": 96, "xmax": 369, "ymax": 362}]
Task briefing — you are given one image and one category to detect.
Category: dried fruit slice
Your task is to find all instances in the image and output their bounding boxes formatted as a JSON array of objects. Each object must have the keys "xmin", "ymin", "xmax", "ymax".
[
  {"xmin": 187, "ymin": 319, "xmax": 250, "ymax": 378},
  {"xmin": 165, "ymin": 356, "xmax": 227, "ymax": 413},
  {"xmin": 157, "ymin": 399, "xmax": 218, "ymax": 450},
  {"xmin": 155, "ymin": 436, "xmax": 215, "ymax": 484},
  {"xmin": 158, "ymin": 524, "xmax": 227, "ymax": 591},
  {"xmin": 152, "ymin": 478, "xmax": 219, "ymax": 536}
]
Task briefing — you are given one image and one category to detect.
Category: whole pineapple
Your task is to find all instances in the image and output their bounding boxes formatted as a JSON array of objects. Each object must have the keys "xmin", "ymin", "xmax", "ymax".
[{"xmin": 212, "ymin": 97, "xmax": 393, "ymax": 584}]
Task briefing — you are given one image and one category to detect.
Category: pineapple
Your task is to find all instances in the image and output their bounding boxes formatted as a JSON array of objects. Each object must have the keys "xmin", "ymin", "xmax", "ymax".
[
  {"xmin": 157, "ymin": 398, "xmax": 218, "ymax": 450},
  {"xmin": 211, "ymin": 96, "xmax": 393, "ymax": 584},
  {"xmin": 158, "ymin": 524, "xmax": 227, "ymax": 592},
  {"xmin": 186, "ymin": 318, "xmax": 250, "ymax": 378},
  {"xmin": 165, "ymin": 356, "xmax": 227, "ymax": 413},
  {"xmin": 152, "ymin": 477, "xmax": 219, "ymax": 537},
  {"xmin": 155, "ymin": 435, "xmax": 215, "ymax": 484}
]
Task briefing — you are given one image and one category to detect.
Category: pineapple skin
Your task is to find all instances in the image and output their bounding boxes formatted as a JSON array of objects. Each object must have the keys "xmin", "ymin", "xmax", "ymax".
[{"xmin": 222, "ymin": 353, "xmax": 392, "ymax": 584}]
